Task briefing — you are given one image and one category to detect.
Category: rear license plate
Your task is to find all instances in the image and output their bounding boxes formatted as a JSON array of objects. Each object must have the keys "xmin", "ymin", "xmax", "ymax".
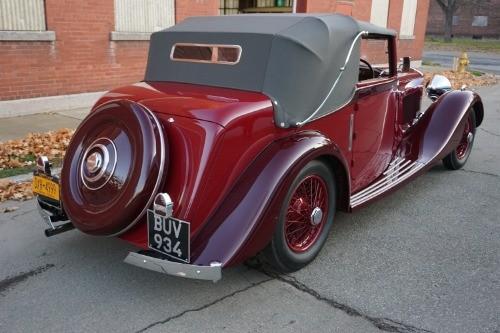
[
  {"xmin": 32, "ymin": 175, "xmax": 60, "ymax": 201},
  {"xmin": 147, "ymin": 210, "xmax": 190, "ymax": 263}
]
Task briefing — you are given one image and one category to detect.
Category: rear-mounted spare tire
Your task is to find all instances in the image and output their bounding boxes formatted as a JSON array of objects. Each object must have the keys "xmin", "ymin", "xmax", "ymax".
[{"xmin": 61, "ymin": 100, "xmax": 167, "ymax": 236}]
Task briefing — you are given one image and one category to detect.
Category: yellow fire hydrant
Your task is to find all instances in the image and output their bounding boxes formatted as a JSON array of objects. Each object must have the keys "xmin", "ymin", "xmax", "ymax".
[{"xmin": 457, "ymin": 52, "xmax": 470, "ymax": 73}]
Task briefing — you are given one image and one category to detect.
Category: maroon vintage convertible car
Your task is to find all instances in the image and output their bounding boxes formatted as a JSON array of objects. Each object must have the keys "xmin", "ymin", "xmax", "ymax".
[{"xmin": 33, "ymin": 14, "xmax": 483, "ymax": 281}]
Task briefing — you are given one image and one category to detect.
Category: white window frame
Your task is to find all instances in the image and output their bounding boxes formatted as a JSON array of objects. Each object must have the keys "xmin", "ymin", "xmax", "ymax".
[
  {"xmin": 400, "ymin": 0, "xmax": 418, "ymax": 39},
  {"xmin": 170, "ymin": 43, "xmax": 242, "ymax": 65},
  {"xmin": 0, "ymin": 0, "xmax": 55, "ymax": 41},
  {"xmin": 111, "ymin": 0, "xmax": 176, "ymax": 41},
  {"xmin": 370, "ymin": 0, "xmax": 390, "ymax": 28},
  {"xmin": 472, "ymin": 16, "xmax": 488, "ymax": 27}
]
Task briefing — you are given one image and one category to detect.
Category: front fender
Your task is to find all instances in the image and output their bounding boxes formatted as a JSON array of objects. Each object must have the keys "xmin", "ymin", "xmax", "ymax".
[
  {"xmin": 191, "ymin": 131, "xmax": 350, "ymax": 267},
  {"xmin": 403, "ymin": 90, "xmax": 483, "ymax": 164}
]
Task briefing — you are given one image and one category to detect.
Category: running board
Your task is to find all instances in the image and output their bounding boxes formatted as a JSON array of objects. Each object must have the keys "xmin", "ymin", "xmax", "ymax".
[{"xmin": 350, "ymin": 157, "xmax": 425, "ymax": 208}]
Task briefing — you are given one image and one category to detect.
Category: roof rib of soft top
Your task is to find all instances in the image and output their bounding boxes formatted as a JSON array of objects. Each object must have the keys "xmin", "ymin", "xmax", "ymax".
[{"xmin": 169, "ymin": 13, "xmax": 396, "ymax": 36}]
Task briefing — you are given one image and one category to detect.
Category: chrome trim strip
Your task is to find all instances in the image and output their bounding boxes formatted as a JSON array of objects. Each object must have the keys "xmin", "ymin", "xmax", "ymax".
[
  {"xmin": 108, "ymin": 103, "xmax": 166, "ymax": 237},
  {"xmin": 351, "ymin": 161, "xmax": 419, "ymax": 202},
  {"xmin": 296, "ymin": 30, "xmax": 368, "ymax": 126},
  {"xmin": 351, "ymin": 164, "xmax": 424, "ymax": 207},
  {"xmin": 351, "ymin": 156, "xmax": 405, "ymax": 200},
  {"xmin": 381, "ymin": 157, "xmax": 404, "ymax": 175},
  {"xmin": 170, "ymin": 43, "xmax": 242, "ymax": 65},
  {"xmin": 351, "ymin": 159, "xmax": 415, "ymax": 199},
  {"xmin": 348, "ymin": 113, "xmax": 354, "ymax": 152},
  {"xmin": 350, "ymin": 161, "xmax": 424, "ymax": 207},
  {"xmin": 383, "ymin": 159, "xmax": 412, "ymax": 176},
  {"xmin": 351, "ymin": 162, "xmax": 402, "ymax": 200},
  {"xmin": 124, "ymin": 252, "xmax": 222, "ymax": 282}
]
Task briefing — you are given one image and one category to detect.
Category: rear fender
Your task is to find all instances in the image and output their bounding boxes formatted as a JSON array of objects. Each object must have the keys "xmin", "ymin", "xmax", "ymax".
[{"xmin": 191, "ymin": 131, "xmax": 350, "ymax": 267}]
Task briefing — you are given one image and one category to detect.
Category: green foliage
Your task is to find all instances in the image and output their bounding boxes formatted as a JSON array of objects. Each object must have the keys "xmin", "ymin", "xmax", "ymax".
[
  {"xmin": 0, "ymin": 157, "xmax": 61, "ymax": 179},
  {"xmin": 0, "ymin": 167, "xmax": 34, "ymax": 179},
  {"xmin": 469, "ymin": 70, "xmax": 484, "ymax": 77},
  {"xmin": 425, "ymin": 37, "xmax": 500, "ymax": 53},
  {"xmin": 422, "ymin": 60, "xmax": 441, "ymax": 66}
]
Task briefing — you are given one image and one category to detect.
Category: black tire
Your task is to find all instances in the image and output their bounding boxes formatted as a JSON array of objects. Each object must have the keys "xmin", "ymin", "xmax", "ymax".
[
  {"xmin": 263, "ymin": 160, "xmax": 336, "ymax": 273},
  {"xmin": 443, "ymin": 110, "xmax": 476, "ymax": 170}
]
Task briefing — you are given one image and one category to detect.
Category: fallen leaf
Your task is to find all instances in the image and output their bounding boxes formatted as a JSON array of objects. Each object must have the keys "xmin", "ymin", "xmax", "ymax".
[
  {"xmin": 1, "ymin": 206, "xmax": 19, "ymax": 213},
  {"xmin": 0, "ymin": 181, "xmax": 34, "ymax": 202},
  {"xmin": 0, "ymin": 128, "xmax": 75, "ymax": 170},
  {"xmin": 424, "ymin": 70, "xmax": 497, "ymax": 90}
]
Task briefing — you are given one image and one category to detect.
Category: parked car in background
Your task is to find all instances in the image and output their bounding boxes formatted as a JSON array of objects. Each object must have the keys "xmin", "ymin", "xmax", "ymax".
[{"xmin": 32, "ymin": 14, "xmax": 484, "ymax": 282}]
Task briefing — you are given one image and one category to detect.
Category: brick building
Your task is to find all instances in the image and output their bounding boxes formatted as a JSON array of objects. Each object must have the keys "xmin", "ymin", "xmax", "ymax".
[
  {"xmin": 0, "ymin": 0, "xmax": 430, "ymax": 105},
  {"xmin": 426, "ymin": 0, "xmax": 500, "ymax": 38}
]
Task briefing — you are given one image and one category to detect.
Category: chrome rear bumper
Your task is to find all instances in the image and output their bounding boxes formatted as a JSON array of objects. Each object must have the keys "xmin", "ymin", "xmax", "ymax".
[{"xmin": 124, "ymin": 252, "xmax": 222, "ymax": 282}]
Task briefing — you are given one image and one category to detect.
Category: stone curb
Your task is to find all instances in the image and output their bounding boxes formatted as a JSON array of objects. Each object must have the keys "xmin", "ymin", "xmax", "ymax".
[
  {"xmin": 0, "ymin": 92, "xmax": 103, "ymax": 118},
  {"xmin": 2, "ymin": 167, "xmax": 62, "ymax": 183}
]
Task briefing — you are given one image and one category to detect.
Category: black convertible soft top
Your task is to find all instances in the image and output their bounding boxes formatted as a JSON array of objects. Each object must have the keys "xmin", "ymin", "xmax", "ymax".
[{"xmin": 145, "ymin": 14, "xmax": 396, "ymax": 127}]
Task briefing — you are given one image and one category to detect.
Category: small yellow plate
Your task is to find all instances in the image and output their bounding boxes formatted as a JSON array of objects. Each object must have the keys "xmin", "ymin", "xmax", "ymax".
[{"xmin": 32, "ymin": 175, "xmax": 60, "ymax": 201}]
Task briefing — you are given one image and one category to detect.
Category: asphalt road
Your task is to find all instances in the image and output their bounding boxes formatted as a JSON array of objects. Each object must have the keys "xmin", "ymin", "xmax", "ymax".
[
  {"xmin": 1, "ymin": 84, "xmax": 499, "ymax": 333},
  {"xmin": 423, "ymin": 50, "xmax": 500, "ymax": 74}
]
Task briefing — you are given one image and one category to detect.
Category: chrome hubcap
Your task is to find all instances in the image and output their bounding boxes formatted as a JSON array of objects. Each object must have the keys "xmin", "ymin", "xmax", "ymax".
[
  {"xmin": 86, "ymin": 151, "xmax": 103, "ymax": 173},
  {"xmin": 80, "ymin": 138, "xmax": 117, "ymax": 190},
  {"xmin": 310, "ymin": 207, "xmax": 323, "ymax": 226},
  {"xmin": 82, "ymin": 144, "xmax": 109, "ymax": 182},
  {"xmin": 467, "ymin": 132, "xmax": 474, "ymax": 143}
]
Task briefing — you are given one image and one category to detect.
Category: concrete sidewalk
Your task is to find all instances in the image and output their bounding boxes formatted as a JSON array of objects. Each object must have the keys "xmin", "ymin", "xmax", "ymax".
[{"xmin": 0, "ymin": 107, "xmax": 89, "ymax": 142}]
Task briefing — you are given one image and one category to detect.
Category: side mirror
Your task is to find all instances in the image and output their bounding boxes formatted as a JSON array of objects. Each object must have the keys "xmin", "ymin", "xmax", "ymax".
[
  {"xmin": 426, "ymin": 74, "xmax": 452, "ymax": 101},
  {"xmin": 402, "ymin": 56, "xmax": 411, "ymax": 72}
]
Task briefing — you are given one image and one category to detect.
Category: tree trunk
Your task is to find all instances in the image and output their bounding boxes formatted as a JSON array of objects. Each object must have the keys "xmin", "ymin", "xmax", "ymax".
[{"xmin": 443, "ymin": 10, "xmax": 453, "ymax": 42}]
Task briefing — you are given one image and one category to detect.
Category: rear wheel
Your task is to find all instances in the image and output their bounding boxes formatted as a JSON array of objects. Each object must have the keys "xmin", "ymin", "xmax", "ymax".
[
  {"xmin": 443, "ymin": 110, "xmax": 476, "ymax": 170},
  {"xmin": 263, "ymin": 160, "xmax": 336, "ymax": 273}
]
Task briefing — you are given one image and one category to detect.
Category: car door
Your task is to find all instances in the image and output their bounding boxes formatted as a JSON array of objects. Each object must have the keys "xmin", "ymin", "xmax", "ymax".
[{"xmin": 350, "ymin": 36, "xmax": 399, "ymax": 193}]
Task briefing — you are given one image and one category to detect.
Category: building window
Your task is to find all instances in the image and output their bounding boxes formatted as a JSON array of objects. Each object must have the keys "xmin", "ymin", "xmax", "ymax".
[
  {"xmin": 0, "ymin": 0, "xmax": 55, "ymax": 41},
  {"xmin": 0, "ymin": 0, "xmax": 46, "ymax": 30},
  {"xmin": 111, "ymin": 0, "xmax": 175, "ymax": 40},
  {"xmin": 400, "ymin": 0, "xmax": 418, "ymax": 38},
  {"xmin": 219, "ymin": 0, "xmax": 293, "ymax": 15},
  {"xmin": 219, "ymin": 0, "xmax": 240, "ymax": 14},
  {"xmin": 472, "ymin": 16, "xmax": 488, "ymax": 27},
  {"xmin": 452, "ymin": 15, "xmax": 459, "ymax": 26},
  {"xmin": 370, "ymin": 0, "xmax": 389, "ymax": 28}
]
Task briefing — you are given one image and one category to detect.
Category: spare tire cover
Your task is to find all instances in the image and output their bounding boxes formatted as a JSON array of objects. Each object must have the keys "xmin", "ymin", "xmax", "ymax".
[{"xmin": 61, "ymin": 100, "xmax": 167, "ymax": 236}]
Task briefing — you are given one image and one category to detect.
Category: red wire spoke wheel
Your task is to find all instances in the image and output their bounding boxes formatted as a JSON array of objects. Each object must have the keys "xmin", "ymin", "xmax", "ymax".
[
  {"xmin": 264, "ymin": 160, "xmax": 336, "ymax": 273},
  {"xmin": 284, "ymin": 175, "xmax": 329, "ymax": 253},
  {"xmin": 443, "ymin": 110, "xmax": 476, "ymax": 170},
  {"xmin": 456, "ymin": 115, "xmax": 473, "ymax": 160}
]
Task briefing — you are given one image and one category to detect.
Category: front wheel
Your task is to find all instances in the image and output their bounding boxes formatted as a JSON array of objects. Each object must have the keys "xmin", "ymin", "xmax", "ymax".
[
  {"xmin": 443, "ymin": 110, "xmax": 476, "ymax": 170},
  {"xmin": 263, "ymin": 160, "xmax": 336, "ymax": 273}
]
